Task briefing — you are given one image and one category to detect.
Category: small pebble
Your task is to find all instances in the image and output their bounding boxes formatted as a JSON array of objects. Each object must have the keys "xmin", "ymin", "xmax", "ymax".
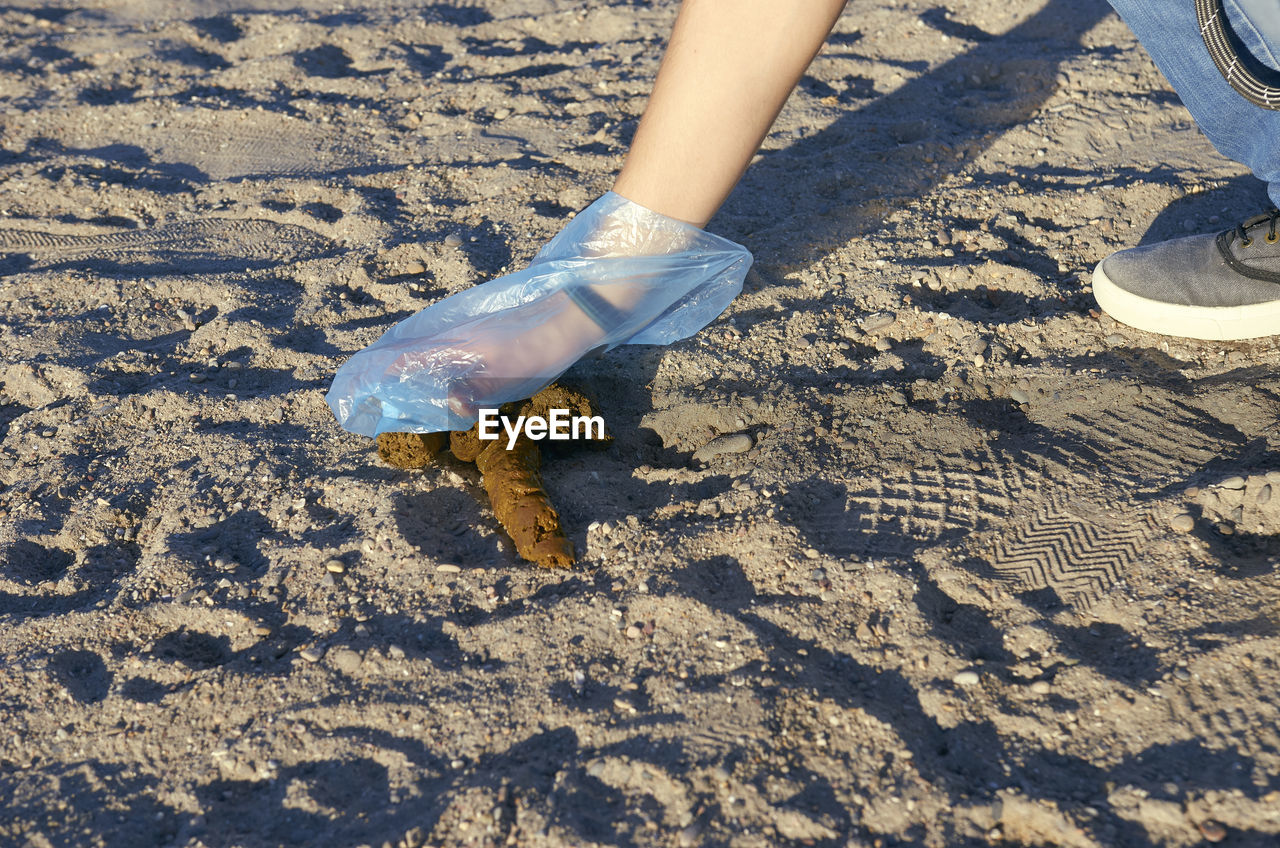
[
  {"xmin": 889, "ymin": 390, "xmax": 908, "ymax": 406},
  {"xmin": 1197, "ymin": 820, "xmax": 1227, "ymax": 842},
  {"xmin": 953, "ymin": 670, "xmax": 981, "ymax": 687},
  {"xmin": 330, "ymin": 648, "xmax": 363, "ymax": 674},
  {"xmin": 299, "ymin": 646, "xmax": 325, "ymax": 663},
  {"xmin": 1029, "ymin": 680, "xmax": 1052, "ymax": 695},
  {"xmin": 1174, "ymin": 668, "xmax": 1191, "ymax": 681},
  {"xmin": 1169, "ymin": 513, "xmax": 1195, "ymax": 533},
  {"xmin": 324, "ymin": 559, "xmax": 345, "ymax": 574},
  {"xmin": 692, "ymin": 432, "xmax": 753, "ymax": 463},
  {"xmin": 1104, "ymin": 333, "xmax": 1126, "ymax": 346},
  {"xmin": 1217, "ymin": 476, "xmax": 1246, "ymax": 490},
  {"xmin": 443, "ymin": 233, "xmax": 463, "ymax": 247},
  {"xmin": 1216, "ymin": 522, "xmax": 1234, "ymax": 536},
  {"xmin": 251, "ymin": 625, "xmax": 272, "ymax": 637},
  {"xmin": 1257, "ymin": 484, "xmax": 1272, "ymax": 505},
  {"xmin": 679, "ymin": 823, "xmax": 705, "ymax": 846},
  {"xmin": 803, "ymin": 548, "xmax": 820, "ymax": 559},
  {"xmin": 624, "ymin": 625, "xmax": 643, "ymax": 640},
  {"xmin": 436, "ymin": 563, "xmax": 461, "ymax": 573},
  {"xmin": 1009, "ymin": 387, "xmax": 1030, "ymax": 404}
]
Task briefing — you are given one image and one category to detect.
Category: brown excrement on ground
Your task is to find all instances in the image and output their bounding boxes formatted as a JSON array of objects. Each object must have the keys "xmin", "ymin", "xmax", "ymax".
[
  {"xmin": 375, "ymin": 384, "xmax": 611, "ymax": 568},
  {"xmin": 375, "ymin": 430, "xmax": 447, "ymax": 468}
]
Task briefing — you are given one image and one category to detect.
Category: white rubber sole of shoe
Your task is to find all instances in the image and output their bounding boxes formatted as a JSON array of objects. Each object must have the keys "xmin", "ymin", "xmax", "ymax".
[{"xmin": 1092, "ymin": 261, "xmax": 1280, "ymax": 341}]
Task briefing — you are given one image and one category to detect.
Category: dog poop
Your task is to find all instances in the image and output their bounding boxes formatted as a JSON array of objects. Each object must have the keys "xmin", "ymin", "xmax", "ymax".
[
  {"xmin": 475, "ymin": 426, "xmax": 574, "ymax": 568},
  {"xmin": 376, "ymin": 384, "xmax": 610, "ymax": 568},
  {"xmin": 376, "ymin": 431, "xmax": 448, "ymax": 468}
]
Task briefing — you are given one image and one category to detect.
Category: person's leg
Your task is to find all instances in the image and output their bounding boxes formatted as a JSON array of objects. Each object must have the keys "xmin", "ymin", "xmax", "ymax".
[
  {"xmin": 580, "ymin": 0, "xmax": 848, "ymax": 319},
  {"xmin": 1106, "ymin": 1, "xmax": 1280, "ymax": 204},
  {"xmin": 614, "ymin": 0, "xmax": 848, "ymax": 227},
  {"xmin": 1092, "ymin": 0, "xmax": 1280, "ymax": 341}
]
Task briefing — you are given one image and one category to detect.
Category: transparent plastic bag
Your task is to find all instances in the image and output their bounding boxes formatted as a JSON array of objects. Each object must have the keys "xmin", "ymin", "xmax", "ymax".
[{"xmin": 326, "ymin": 192, "xmax": 753, "ymax": 436}]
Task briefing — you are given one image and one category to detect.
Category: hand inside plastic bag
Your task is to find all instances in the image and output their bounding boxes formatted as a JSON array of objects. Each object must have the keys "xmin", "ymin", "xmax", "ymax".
[
  {"xmin": 379, "ymin": 285, "xmax": 611, "ymax": 420},
  {"xmin": 327, "ymin": 192, "xmax": 753, "ymax": 436}
]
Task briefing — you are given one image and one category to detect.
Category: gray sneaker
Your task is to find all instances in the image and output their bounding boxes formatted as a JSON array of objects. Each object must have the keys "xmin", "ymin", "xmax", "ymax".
[{"xmin": 1092, "ymin": 209, "xmax": 1280, "ymax": 340}]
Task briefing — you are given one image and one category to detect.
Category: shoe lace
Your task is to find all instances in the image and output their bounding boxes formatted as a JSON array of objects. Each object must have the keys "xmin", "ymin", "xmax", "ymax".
[{"xmin": 1235, "ymin": 208, "xmax": 1280, "ymax": 247}]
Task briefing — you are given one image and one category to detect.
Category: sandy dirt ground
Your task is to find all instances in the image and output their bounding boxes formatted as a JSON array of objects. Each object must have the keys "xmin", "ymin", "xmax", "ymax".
[{"xmin": 2, "ymin": 0, "xmax": 1279, "ymax": 846}]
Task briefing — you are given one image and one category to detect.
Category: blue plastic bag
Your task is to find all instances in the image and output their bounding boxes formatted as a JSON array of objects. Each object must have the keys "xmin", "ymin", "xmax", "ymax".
[{"xmin": 326, "ymin": 192, "xmax": 752, "ymax": 436}]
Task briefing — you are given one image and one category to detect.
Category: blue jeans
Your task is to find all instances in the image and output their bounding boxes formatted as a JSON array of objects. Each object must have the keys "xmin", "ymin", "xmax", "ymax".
[{"xmin": 1106, "ymin": 0, "xmax": 1280, "ymax": 209}]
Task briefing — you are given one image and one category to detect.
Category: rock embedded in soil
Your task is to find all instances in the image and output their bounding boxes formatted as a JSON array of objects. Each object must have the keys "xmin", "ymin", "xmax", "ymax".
[
  {"xmin": 861, "ymin": 311, "xmax": 896, "ymax": 332},
  {"xmin": 692, "ymin": 432, "xmax": 753, "ymax": 463},
  {"xmin": 330, "ymin": 648, "xmax": 363, "ymax": 674},
  {"xmin": 1170, "ymin": 513, "xmax": 1195, "ymax": 533},
  {"xmin": 1197, "ymin": 821, "xmax": 1227, "ymax": 842}
]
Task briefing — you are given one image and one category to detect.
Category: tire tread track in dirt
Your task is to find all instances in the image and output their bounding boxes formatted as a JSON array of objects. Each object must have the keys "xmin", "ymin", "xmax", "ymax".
[
  {"xmin": 147, "ymin": 126, "xmax": 378, "ymax": 179},
  {"xmin": 56, "ymin": 109, "xmax": 385, "ymax": 179},
  {"xmin": 1036, "ymin": 394, "xmax": 1246, "ymax": 486},
  {"xmin": 0, "ymin": 219, "xmax": 333, "ymax": 265}
]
